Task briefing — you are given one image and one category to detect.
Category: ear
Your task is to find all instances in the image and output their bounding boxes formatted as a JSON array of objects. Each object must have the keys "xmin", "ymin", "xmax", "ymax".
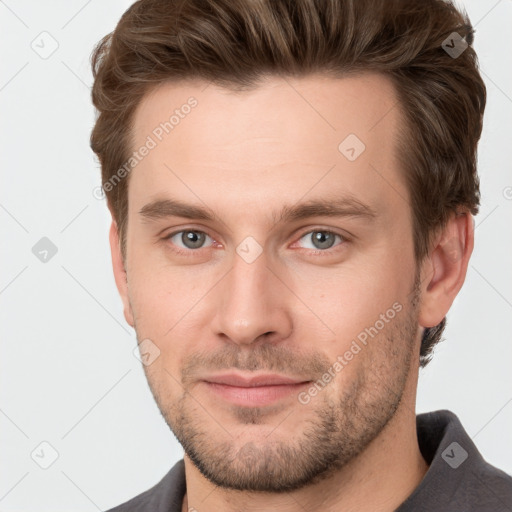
[
  {"xmin": 109, "ymin": 220, "xmax": 135, "ymax": 328},
  {"xmin": 418, "ymin": 211, "xmax": 474, "ymax": 329}
]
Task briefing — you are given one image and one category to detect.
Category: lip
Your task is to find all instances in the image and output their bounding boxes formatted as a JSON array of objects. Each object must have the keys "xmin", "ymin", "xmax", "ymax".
[
  {"xmin": 202, "ymin": 372, "xmax": 309, "ymax": 387},
  {"xmin": 201, "ymin": 373, "xmax": 312, "ymax": 407}
]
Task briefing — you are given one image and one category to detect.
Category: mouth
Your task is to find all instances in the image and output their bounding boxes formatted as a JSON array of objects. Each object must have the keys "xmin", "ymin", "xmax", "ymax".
[{"xmin": 201, "ymin": 372, "xmax": 312, "ymax": 407}]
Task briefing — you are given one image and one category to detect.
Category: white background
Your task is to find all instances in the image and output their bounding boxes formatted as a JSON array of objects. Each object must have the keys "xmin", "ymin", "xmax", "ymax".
[{"xmin": 1, "ymin": 1, "xmax": 511, "ymax": 510}]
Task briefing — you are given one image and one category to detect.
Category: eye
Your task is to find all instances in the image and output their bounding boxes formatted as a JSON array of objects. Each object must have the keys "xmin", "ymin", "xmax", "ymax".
[
  {"xmin": 162, "ymin": 228, "xmax": 347, "ymax": 256},
  {"xmin": 295, "ymin": 229, "xmax": 346, "ymax": 252},
  {"xmin": 164, "ymin": 229, "xmax": 214, "ymax": 251}
]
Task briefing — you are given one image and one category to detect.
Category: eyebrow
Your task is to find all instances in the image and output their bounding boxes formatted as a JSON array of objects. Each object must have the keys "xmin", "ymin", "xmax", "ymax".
[{"xmin": 138, "ymin": 195, "xmax": 378, "ymax": 225}]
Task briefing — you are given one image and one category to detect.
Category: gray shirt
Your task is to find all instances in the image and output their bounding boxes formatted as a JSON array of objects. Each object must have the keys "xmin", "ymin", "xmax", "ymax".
[{"xmin": 105, "ymin": 409, "xmax": 512, "ymax": 511}]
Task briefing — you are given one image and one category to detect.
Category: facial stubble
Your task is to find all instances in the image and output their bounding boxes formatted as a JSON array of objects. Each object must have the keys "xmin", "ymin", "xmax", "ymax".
[{"xmin": 135, "ymin": 274, "xmax": 421, "ymax": 493}]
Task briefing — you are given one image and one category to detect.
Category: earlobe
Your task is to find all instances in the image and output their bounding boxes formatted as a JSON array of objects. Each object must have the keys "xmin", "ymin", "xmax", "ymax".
[
  {"xmin": 418, "ymin": 212, "xmax": 474, "ymax": 329},
  {"xmin": 109, "ymin": 220, "xmax": 135, "ymax": 328}
]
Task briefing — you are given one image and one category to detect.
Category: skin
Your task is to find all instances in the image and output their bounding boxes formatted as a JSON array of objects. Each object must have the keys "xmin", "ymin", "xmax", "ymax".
[{"xmin": 109, "ymin": 72, "xmax": 474, "ymax": 511}]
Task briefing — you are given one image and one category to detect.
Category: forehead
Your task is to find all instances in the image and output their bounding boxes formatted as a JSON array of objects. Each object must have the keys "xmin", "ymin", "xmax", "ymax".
[{"xmin": 128, "ymin": 72, "xmax": 407, "ymax": 219}]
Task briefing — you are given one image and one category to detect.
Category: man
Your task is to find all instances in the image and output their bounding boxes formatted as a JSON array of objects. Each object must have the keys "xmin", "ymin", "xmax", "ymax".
[{"xmin": 90, "ymin": 0, "xmax": 512, "ymax": 510}]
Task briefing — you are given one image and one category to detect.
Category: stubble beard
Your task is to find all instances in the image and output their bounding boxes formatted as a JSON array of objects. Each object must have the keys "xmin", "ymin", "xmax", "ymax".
[{"xmin": 137, "ymin": 279, "xmax": 421, "ymax": 492}]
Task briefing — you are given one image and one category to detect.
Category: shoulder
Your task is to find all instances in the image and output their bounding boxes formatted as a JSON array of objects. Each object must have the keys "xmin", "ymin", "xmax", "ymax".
[
  {"xmin": 104, "ymin": 459, "xmax": 186, "ymax": 512},
  {"xmin": 465, "ymin": 457, "xmax": 512, "ymax": 509},
  {"xmin": 398, "ymin": 409, "xmax": 512, "ymax": 511}
]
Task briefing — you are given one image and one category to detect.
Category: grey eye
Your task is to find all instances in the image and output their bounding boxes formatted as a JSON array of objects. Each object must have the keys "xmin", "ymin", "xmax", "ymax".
[
  {"xmin": 298, "ymin": 231, "xmax": 342, "ymax": 250},
  {"xmin": 169, "ymin": 230, "xmax": 211, "ymax": 250}
]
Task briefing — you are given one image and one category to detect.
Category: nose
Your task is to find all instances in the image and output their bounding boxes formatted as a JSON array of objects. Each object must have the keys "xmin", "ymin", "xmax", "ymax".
[{"xmin": 210, "ymin": 246, "xmax": 293, "ymax": 346}]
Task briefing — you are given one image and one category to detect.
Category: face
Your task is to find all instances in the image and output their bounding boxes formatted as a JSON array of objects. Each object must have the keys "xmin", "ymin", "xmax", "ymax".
[{"xmin": 114, "ymin": 73, "xmax": 424, "ymax": 492}]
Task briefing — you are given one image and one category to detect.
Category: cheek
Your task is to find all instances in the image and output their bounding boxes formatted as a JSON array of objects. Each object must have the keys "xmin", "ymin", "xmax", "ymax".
[
  {"xmin": 126, "ymin": 260, "xmax": 182, "ymax": 340},
  {"xmin": 289, "ymin": 264, "xmax": 404, "ymax": 339},
  {"xmin": 126, "ymin": 255, "xmax": 213, "ymax": 365}
]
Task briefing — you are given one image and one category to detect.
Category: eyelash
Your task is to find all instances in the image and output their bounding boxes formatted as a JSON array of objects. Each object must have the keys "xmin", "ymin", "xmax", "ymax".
[{"xmin": 162, "ymin": 228, "xmax": 348, "ymax": 257}]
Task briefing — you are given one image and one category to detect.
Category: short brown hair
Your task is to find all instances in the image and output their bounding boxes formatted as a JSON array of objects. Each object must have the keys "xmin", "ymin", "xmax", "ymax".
[{"xmin": 90, "ymin": 0, "xmax": 486, "ymax": 367}]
